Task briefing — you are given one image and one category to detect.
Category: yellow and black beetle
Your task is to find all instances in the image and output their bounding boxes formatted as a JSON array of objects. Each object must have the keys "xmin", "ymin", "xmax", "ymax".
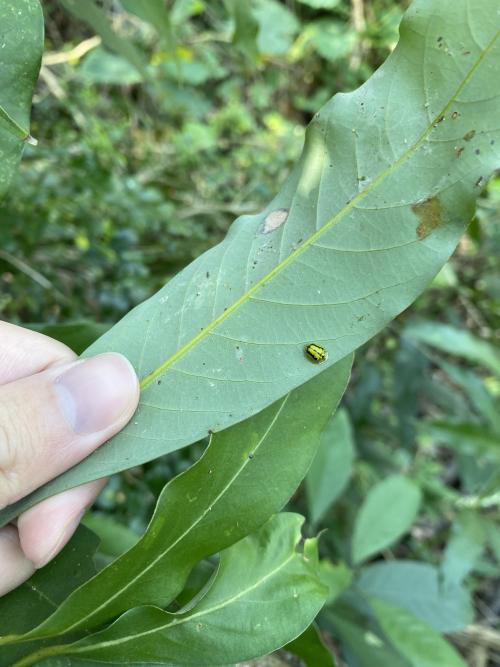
[{"xmin": 305, "ymin": 343, "xmax": 328, "ymax": 363}]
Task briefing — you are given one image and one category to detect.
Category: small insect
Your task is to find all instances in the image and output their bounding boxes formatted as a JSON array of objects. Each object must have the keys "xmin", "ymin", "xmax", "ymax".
[{"xmin": 305, "ymin": 343, "xmax": 328, "ymax": 363}]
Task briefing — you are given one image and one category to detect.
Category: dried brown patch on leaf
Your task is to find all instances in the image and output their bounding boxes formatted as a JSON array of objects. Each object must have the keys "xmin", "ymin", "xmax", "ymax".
[{"xmin": 413, "ymin": 197, "xmax": 443, "ymax": 240}]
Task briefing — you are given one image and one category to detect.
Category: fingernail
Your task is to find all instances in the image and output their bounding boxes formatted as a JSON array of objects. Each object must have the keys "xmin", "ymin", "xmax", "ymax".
[
  {"xmin": 55, "ymin": 353, "xmax": 139, "ymax": 434},
  {"xmin": 36, "ymin": 510, "xmax": 85, "ymax": 569}
]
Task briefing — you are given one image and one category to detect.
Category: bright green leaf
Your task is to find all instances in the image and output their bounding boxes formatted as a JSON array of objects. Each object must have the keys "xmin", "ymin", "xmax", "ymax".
[
  {"xmin": 371, "ymin": 598, "xmax": 468, "ymax": 667},
  {"xmin": 352, "ymin": 476, "xmax": 421, "ymax": 565},
  {"xmin": 17, "ymin": 514, "xmax": 328, "ymax": 666},
  {"xmin": 0, "ymin": 0, "xmax": 43, "ymax": 201},
  {"xmin": 306, "ymin": 407, "xmax": 355, "ymax": 525},
  {"xmin": 2, "ymin": 0, "xmax": 500, "ymax": 525}
]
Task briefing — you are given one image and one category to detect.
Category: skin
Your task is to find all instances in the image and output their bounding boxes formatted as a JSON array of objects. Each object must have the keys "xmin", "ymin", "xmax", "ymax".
[{"xmin": 0, "ymin": 321, "xmax": 140, "ymax": 597}]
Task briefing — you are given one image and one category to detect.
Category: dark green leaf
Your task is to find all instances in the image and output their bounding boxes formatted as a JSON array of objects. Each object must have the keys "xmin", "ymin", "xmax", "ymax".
[
  {"xmin": 17, "ymin": 515, "xmax": 328, "ymax": 666},
  {"xmin": 285, "ymin": 623, "xmax": 337, "ymax": 667}
]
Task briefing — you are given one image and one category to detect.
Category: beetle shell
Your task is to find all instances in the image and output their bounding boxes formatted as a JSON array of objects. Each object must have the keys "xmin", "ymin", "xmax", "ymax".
[{"xmin": 305, "ymin": 343, "xmax": 328, "ymax": 363}]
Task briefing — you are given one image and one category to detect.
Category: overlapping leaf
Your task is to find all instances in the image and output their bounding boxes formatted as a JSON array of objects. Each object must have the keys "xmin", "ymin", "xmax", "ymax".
[
  {"xmin": 0, "ymin": 357, "xmax": 351, "ymax": 644},
  {"xmin": 2, "ymin": 0, "xmax": 499, "ymax": 525},
  {"xmin": 12, "ymin": 515, "xmax": 328, "ymax": 666}
]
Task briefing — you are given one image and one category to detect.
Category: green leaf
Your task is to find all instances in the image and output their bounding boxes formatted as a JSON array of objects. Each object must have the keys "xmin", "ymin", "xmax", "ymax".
[
  {"xmin": 2, "ymin": 0, "xmax": 500, "ymax": 525},
  {"xmin": 297, "ymin": 0, "xmax": 341, "ymax": 8},
  {"xmin": 224, "ymin": 0, "xmax": 260, "ymax": 63},
  {"xmin": 423, "ymin": 421, "xmax": 500, "ymax": 461},
  {"xmin": 441, "ymin": 512, "xmax": 487, "ymax": 587},
  {"xmin": 25, "ymin": 321, "xmax": 112, "ymax": 356},
  {"xmin": 120, "ymin": 0, "xmax": 175, "ymax": 49},
  {"xmin": 81, "ymin": 514, "xmax": 139, "ymax": 559},
  {"xmin": 78, "ymin": 48, "xmax": 143, "ymax": 85},
  {"xmin": 0, "ymin": 527, "xmax": 99, "ymax": 664},
  {"xmin": 16, "ymin": 514, "xmax": 328, "ymax": 666},
  {"xmin": 0, "ymin": 527, "xmax": 99, "ymax": 637},
  {"xmin": 285, "ymin": 623, "xmax": 337, "ymax": 667},
  {"xmin": 306, "ymin": 408, "xmax": 355, "ymax": 525},
  {"xmin": 253, "ymin": 0, "xmax": 300, "ymax": 55},
  {"xmin": 6, "ymin": 357, "xmax": 351, "ymax": 643},
  {"xmin": 319, "ymin": 561, "xmax": 353, "ymax": 604},
  {"xmin": 58, "ymin": 0, "xmax": 147, "ymax": 77},
  {"xmin": 0, "ymin": 0, "xmax": 43, "ymax": 200},
  {"xmin": 405, "ymin": 321, "xmax": 500, "ymax": 376},
  {"xmin": 352, "ymin": 476, "xmax": 421, "ymax": 565},
  {"xmin": 370, "ymin": 598, "xmax": 468, "ymax": 667},
  {"xmin": 326, "ymin": 612, "xmax": 410, "ymax": 667},
  {"xmin": 358, "ymin": 561, "xmax": 473, "ymax": 633}
]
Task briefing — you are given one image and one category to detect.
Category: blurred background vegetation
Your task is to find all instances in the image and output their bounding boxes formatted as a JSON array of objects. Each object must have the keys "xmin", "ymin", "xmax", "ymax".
[{"xmin": 1, "ymin": 1, "xmax": 499, "ymax": 665}]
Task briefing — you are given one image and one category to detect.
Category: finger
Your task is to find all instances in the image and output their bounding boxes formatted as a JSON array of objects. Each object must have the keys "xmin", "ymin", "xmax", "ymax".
[
  {"xmin": 0, "ymin": 525, "xmax": 35, "ymax": 597},
  {"xmin": 0, "ymin": 353, "xmax": 139, "ymax": 510},
  {"xmin": 18, "ymin": 478, "xmax": 107, "ymax": 568},
  {"xmin": 0, "ymin": 321, "xmax": 76, "ymax": 385}
]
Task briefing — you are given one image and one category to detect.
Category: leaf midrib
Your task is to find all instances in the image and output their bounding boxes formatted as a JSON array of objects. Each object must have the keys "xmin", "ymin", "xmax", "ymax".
[
  {"xmin": 29, "ymin": 395, "xmax": 290, "ymax": 639},
  {"xmin": 139, "ymin": 30, "xmax": 499, "ymax": 392},
  {"xmin": 33, "ymin": 551, "xmax": 299, "ymax": 662},
  {"xmin": 0, "ymin": 104, "xmax": 29, "ymax": 140}
]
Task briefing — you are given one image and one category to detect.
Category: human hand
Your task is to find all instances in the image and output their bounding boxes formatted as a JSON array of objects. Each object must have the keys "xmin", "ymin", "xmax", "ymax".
[{"xmin": 0, "ymin": 321, "xmax": 139, "ymax": 596}]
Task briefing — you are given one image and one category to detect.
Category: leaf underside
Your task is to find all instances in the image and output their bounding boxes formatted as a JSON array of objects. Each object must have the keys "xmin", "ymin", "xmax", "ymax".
[{"xmin": 1, "ymin": 0, "xmax": 499, "ymax": 524}]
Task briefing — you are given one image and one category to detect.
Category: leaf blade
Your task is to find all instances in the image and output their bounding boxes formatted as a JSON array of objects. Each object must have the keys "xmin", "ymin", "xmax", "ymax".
[
  {"xmin": 352, "ymin": 476, "xmax": 422, "ymax": 565},
  {"xmin": 2, "ymin": 0, "xmax": 499, "ymax": 524}
]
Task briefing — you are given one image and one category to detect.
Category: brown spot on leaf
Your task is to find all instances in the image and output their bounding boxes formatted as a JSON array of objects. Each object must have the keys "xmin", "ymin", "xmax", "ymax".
[
  {"xmin": 413, "ymin": 197, "xmax": 443, "ymax": 240},
  {"xmin": 456, "ymin": 147, "xmax": 464, "ymax": 158},
  {"xmin": 451, "ymin": 111, "xmax": 460, "ymax": 120},
  {"xmin": 260, "ymin": 208, "xmax": 289, "ymax": 234},
  {"xmin": 463, "ymin": 130, "xmax": 475, "ymax": 141}
]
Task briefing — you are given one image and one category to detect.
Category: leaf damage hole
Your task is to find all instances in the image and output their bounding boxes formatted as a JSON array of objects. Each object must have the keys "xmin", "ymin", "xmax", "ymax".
[
  {"xmin": 260, "ymin": 208, "xmax": 289, "ymax": 234},
  {"xmin": 413, "ymin": 197, "xmax": 443, "ymax": 240}
]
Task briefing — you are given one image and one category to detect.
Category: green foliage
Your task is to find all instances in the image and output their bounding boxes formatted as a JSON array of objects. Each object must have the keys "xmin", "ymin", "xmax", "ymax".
[
  {"xmin": 0, "ymin": 0, "xmax": 499, "ymax": 665},
  {"xmin": 7, "ymin": 358, "xmax": 350, "ymax": 642},
  {"xmin": 4, "ymin": 0, "xmax": 499, "ymax": 523},
  {"xmin": 306, "ymin": 408, "xmax": 355, "ymax": 525},
  {"xmin": 352, "ymin": 476, "xmax": 422, "ymax": 565}
]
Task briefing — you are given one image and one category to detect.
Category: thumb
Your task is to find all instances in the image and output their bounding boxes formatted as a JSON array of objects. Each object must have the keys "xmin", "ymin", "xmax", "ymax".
[{"xmin": 0, "ymin": 353, "xmax": 139, "ymax": 510}]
